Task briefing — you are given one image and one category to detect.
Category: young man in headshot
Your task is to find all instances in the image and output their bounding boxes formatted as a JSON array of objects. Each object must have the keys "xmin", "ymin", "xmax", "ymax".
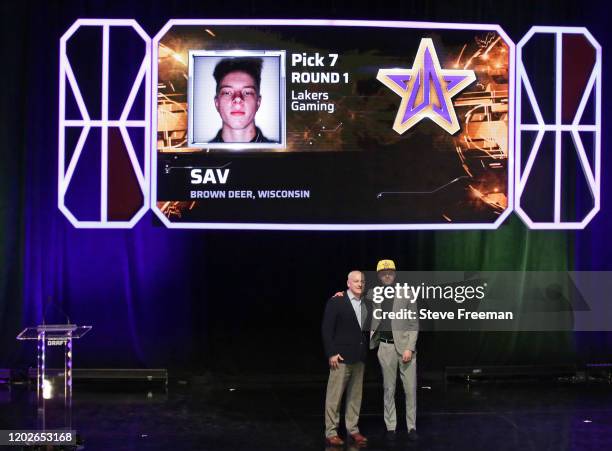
[{"xmin": 210, "ymin": 57, "xmax": 273, "ymax": 143}]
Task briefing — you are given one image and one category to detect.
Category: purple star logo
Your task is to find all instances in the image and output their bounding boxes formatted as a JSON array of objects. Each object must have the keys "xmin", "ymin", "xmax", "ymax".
[{"xmin": 377, "ymin": 38, "xmax": 476, "ymax": 135}]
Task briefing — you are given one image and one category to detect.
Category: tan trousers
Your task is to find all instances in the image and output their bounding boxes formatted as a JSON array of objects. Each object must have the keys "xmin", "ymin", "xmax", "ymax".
[
  {"xmin": 324, "ymin": 362, "xmax": 365, "ymax": 438},
  {"xmin": 377, "ymin": 342, "xmax": 417, "ymax": 431}
]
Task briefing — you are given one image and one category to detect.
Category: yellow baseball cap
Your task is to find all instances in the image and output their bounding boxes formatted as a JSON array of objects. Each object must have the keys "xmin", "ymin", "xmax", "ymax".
[{"xmin": 376, "ymin": 259, "xmax": 396, "ymax": 272}]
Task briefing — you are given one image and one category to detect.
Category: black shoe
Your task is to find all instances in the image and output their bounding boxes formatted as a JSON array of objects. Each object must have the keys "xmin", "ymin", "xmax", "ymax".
[
  {"xmin": 385, "ymin": 430, "xmax": 397, "ymax": 441},
  {"xmin": 407, "ymin": 428, "xmax": 419, "ymax": 441}
]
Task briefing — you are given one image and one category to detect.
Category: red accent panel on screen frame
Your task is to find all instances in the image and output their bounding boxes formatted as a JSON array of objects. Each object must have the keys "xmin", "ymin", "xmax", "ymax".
[{"xmin": 562, "ymin": 34, "xmax": 595, "ymax": 123}]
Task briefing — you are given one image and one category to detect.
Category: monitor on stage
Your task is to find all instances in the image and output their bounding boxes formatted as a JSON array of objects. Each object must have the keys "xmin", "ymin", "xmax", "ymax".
[{"xmin": 153, "ymin": 22, "xmax": 513, "ymax": 229}]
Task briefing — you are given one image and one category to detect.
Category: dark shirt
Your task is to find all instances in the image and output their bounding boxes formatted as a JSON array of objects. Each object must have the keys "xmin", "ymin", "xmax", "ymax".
[
  {"xmin": 379, "ymin": 297, "xmax": 394, "ymax": 340},
  {"xmin": 209, "ymin": 126, "xmax": 274, "ymax": 143}
]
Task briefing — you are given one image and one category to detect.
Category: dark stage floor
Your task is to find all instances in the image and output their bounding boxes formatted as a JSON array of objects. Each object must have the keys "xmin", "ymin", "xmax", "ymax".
[{"xmin": 1, "ymin": 377, "xmax": 611, "ymax": 450}]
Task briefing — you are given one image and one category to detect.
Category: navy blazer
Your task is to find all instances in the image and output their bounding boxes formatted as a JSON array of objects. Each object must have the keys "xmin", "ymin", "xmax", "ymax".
[{"xmin": 321, "ymin": 293, "xmax": 370, "ymax": 364}]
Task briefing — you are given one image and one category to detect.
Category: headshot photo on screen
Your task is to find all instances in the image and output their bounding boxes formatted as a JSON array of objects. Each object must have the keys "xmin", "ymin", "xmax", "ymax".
[{"xmin": 189, "ymin": 51, "xmax": 285, "ymax": 149}]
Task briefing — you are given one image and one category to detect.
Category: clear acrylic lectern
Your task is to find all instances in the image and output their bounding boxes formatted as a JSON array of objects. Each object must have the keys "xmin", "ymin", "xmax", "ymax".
[{"xmin": 17, "ymin": 324, "xmax": 91, "ymax": 430}]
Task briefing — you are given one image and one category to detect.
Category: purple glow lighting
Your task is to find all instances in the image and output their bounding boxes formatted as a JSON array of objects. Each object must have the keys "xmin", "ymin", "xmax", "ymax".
[{"xmin": 67, "ymin": 338, "xmax": 73, "ymax": 397}]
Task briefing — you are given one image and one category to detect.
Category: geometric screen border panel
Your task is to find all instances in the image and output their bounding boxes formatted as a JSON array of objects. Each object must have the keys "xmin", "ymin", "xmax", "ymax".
[
  {"xmin": 515, "ymin": 26, "xmax": 601, "ymax": 229},
  {"xmin": 58, "ymin": 19, "xmax": 151, "ymax": 228}
]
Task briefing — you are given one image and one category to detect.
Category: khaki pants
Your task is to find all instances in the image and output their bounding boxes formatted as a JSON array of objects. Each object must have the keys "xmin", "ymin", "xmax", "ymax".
[
  {"xmin": 377, "ymin": 341, "xmax": 417, "ymax": 431},
  {"xmin": 324, "ymin": 362, "xmax": 365, "ymax": 438}
]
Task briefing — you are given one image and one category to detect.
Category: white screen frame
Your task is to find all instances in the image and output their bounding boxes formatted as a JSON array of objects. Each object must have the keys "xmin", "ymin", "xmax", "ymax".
[
  {"xmin": 187, "ymin": 49, "xmax": 286, "ymax": 150},
  {"xmin": 152, "ymin": 19, "xmax": 515, "ymax": 230}
]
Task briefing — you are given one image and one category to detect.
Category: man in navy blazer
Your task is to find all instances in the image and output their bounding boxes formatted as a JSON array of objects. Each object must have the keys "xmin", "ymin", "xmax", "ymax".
[{"xmin": 321, "ymin": 270, "xmax": 370, "ymax": 446}]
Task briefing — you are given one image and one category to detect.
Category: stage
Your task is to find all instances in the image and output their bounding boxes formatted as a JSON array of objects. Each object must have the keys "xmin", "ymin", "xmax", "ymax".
[
  {"xmin": 1, "ymin": 373, "xmax": 611, "ymax": 450},
  {"xmin": 1, "ymin": 1, "xmax": 612, "ymax": 450}
]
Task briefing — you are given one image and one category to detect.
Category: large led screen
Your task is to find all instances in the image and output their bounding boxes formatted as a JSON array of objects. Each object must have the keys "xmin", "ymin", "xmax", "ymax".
[{"xmin": 152, "ymin": 20, "xmax": 514, "ymax": 229}]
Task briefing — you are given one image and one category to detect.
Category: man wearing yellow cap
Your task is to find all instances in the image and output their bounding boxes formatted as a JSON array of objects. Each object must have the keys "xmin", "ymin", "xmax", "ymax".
[{"xmin": 371, "ymin": 259, "xmax": 419, "ymax": 442}]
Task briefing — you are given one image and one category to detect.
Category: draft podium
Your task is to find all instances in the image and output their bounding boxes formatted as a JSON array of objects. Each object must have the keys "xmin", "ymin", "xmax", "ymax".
[{"xmin": 17, "ymin": 324, "xmax": 91, "ymax": 430}]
